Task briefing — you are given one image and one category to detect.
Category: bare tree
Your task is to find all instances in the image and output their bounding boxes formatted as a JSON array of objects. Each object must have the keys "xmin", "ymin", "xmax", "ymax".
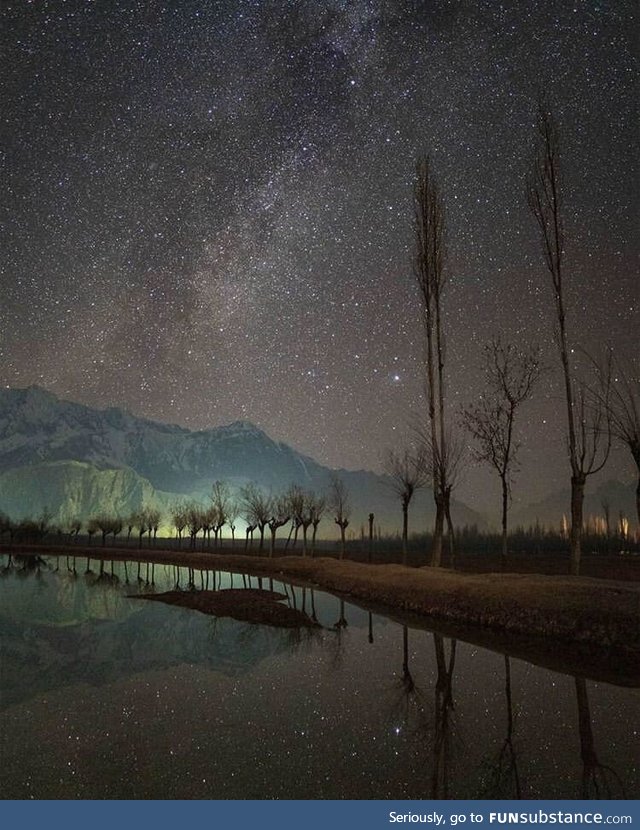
[
  {"xmin": 201, "ymin": 505, "xmax": 217, "ymax": 549},
  {"xmin": 329, "ymin": 473, "xmax": 350, "ymax": 559},
  {"xmin": 146, "ymin": 508, "xmax": 161, "ymax": 546},
  {"xmin": 185, "ymin": 502, "xmax": 204, "ymax": 550},
  {"xmin": 171, "ymin": 503, "xmax": 187, "ymax": 548},
  {"xmin": 86, "ymin": 517, "xmax": 99, "ymax": 546},
  {"xmin": 591, "ymin": 354, "xmax": 639, "ymax": 529},
  {"xmin": 415, "ymin": 423, "xmax": 465, "ymax": 566},
  {"xmin": 268, "ymin": 494, "xmax": 291, "ymax": 557},
  {"xmin": 226, "ymin": 499, "xmax": 239, "ymax": 548},
  {"xmin": 286, "ymin": 484, "xmax": 305, "ymax": 550},
  {"xmin": 210, "ymin": 480, "xmax": 230, "ymax": 546},
  {"xmin": 240, "ymin": 483, "xmax": 271, "ymax": 552},
  {"xmin": 67, "ymin": 517, "xmax": 82, "ymax": 544},
  {"xmin": 93, "ymin": 514, "xmax": 116, "ymax": 547},
  {"xmin": 299, "ymin": 490, "xmax": 322, "ymax": 556},
  {"xmin": 384, "ymin": 445, "xmax": 429, "ymax": 565},
  {"xmin": 125, "ymin": 512, "xmax": 137, "ymax": 546},
  {"xmin": 111, "ymin": 517, "xmax": 123, "ymax": 544},
  {"xmin": 413, "ymin": 157, "xmax": 452, "ymax": 567},
  {"xmin": 527, "ymin": 103, "xmax": 610, "ymax": 574},
  {"xmin": 463, "ymin": 339, "xmax": 542, "ymax": 569},
  {"xmin": 135, "ymin": 507, "xmax": 151, "ymax": 549},
  {"xmin": 309, "ymin": 492, "xmax": 326, "ymax": 556}
]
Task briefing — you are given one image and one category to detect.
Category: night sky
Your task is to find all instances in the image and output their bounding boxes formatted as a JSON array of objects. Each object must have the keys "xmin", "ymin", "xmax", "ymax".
[{"xmin": 2, "ymin": 0, "xmax": 637, "ymax": 512}]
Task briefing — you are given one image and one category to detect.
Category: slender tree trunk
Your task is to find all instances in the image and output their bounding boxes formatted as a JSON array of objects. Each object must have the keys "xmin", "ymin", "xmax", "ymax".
[
  {"xmin": 444, "ymin": 493, "xmax": 455, "ymax": 569},
  {"xmin": 570, "ymin": 474, "xmax": 586, "ymax": 575},
  {"xmin": 340, "ymin": 526, "xmax": 346, "ymax": 560},
  {"xmin": 402, "ymin": 502, "xmax": 409, "ymax": 566},
  {"xmin": 431, "ymin": 497, "xmax": 445, "ymax": 567},
  {"xmin": 501, "ymin": 474, "xmax": 509, "ymax": 571}
]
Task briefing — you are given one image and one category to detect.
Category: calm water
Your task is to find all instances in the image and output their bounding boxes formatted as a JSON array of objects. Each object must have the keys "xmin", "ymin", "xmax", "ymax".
[{"xmin": 0, "ymin": 554, "xmax": 638, "ymax": 800}]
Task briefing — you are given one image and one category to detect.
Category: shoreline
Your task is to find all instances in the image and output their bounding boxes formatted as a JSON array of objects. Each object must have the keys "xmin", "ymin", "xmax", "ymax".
[{"xmin": 3, "ymin": 542, "xmax": 639, "ymax": 680}]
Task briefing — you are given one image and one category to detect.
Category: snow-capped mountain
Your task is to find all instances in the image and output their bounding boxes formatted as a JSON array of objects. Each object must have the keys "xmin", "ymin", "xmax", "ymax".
[
  {"xmin": 0, "ymin": 385, "xmax": 483, "ymax": 531},
  {"xmin": 0, "ymin": 385, "xmax": 318, "ymax": 491}
]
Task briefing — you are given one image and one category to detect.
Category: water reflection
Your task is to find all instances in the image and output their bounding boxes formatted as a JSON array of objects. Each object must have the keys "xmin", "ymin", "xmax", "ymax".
[
  {"xmin": 0, "ymin": 553, "xmax": 638, "ymax": 800},
  {"xmin": 477, "ymin": 656, "xmax": 522, "ymax": 799},
  {"xmin": 575, "ymin": 676, "xmax": 628, "ymax": 798},
  {"xmin": 432, "ymin": 634, "xmax": 457, "ymax": 799}
]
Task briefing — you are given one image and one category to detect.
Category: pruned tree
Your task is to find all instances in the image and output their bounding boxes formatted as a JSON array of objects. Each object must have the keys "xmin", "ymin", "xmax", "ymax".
[
  {"xmin": 384, "ymin": 445, "xmax": 429, "ymax": 565},
  {"xmin": 226, "ymin": 500, "xmax": 239, "ymax": 547},
  {"xmin": 463, "ymin": 339, "xmax": 542, "ymax": 570},
  {"xmin": 111, "ymin": 517, "xmax": 123, "ymax": 543},
  {"xmin": 299, "ymin": 490, "xmax": 321, "ymax": 556},
  {"xmin": 146, "ymin": 508, "xmax": 161, "ymax": 546},
  {"xmin": 527, "ymin": 102, "xmax": 611, "ymax": 574},
  {"xmin": 202, "ymin": 505, "xmax": 217, "ymax": 549},
  {"xmin": 86, "ymin": 517, "xmax": 99, "ymax": 546},
  {"xmin": 286, "ymin": 484, "xmax": 305, "ymax": 550},
  {"xmin": 309, "ymin": 492, "xmax": 326, "ymax": 556},
  {"xmin": 413, "ymin": 157, "xmax": 453, "ymax": 567},
  {"xmin": 171, "ymin": 503, "xmax": 187, "ymax": 548},
  {"xmin": 329, "ymin": 473, "xmax": 350, "ymax": 559},
  {"xmin": 415, "ymin": 424, "xmax": 466, "ymax": 566},
  {"xmin": 135, "ymin": 507, "xmax": 151, "ymax": 549},
  {"xmin": 268, "ymin": 494, "xmax": 290, "ymax": 557},
  {"xmin": 67, "ymin": 518, "xmax": 82, "ymax": 544},
  {"xmin": 93, "ymin": 514, "xmax": 115, "ymax": 547},
  {"xmin": 125, "ymin": 512, "xmax": 137, "ymax": 546},
  {"xmin": 240, "ymin": 482, "xmax": 271, "ymax": 552},
  {"xmin": 185, "ymin": 502, "xmax": 204, "ymax": 550},
  {"xmin": 210, "ymin": 480, "xmax": 230, "ymax": 546}
]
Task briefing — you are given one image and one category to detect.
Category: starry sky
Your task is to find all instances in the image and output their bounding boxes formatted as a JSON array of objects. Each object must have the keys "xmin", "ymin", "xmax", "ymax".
[{"xmin": 2, "ymin": 0, "xmax": 638, "ymax": 512}]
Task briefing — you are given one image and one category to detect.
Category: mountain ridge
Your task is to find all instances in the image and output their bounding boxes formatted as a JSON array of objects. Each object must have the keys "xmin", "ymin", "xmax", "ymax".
[
  {"xmin": 0, "ymin": 385, "xmax": 484, "ymax": 533},
  {"xmin": 1, "ymin": 386, "xmax": 635, "ymax": 536}
]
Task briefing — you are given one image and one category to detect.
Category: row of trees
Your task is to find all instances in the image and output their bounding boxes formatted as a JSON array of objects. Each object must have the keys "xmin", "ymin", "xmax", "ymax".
[
  {"xmin": 0, "ymin": 475, "xmax": 354, "ymax": 557},
  {"xmin": 405, "ymin": 102, "xmax": 638, "ymax": 575},
  {"xmin": 171, "ymin": 477, "xmax": 350, "ymax": 558}
]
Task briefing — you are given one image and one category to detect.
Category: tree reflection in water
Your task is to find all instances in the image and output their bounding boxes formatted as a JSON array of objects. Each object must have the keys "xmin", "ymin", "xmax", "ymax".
[
  {"xmin": 476, "ymin": 655, "xmax": 522, "ymax": 798},
  {"xmin": 574, "ymin": 676, "xmax": 626, "ymax": 798},
  {"xmin": 431, "ymin": 634, "xmax": 457, "ymax": 799},
  {"xmin": 386, "ymin": 625, "xmax": 427, "ymax": 736},
  {"xmin": 384, "ymin": 627, "xmax": 458, "ymax": 798}
]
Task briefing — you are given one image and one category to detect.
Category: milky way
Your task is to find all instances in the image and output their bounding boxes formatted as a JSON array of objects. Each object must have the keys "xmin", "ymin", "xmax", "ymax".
[{"xmin": 2, "ymin": 1, "xmax": 637, "ymax": 512}]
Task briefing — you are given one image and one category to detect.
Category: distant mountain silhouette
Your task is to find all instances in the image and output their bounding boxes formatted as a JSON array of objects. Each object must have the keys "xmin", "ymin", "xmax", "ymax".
[
  {"xmin": 511, "ymin": 479, "xmax": 637, "ymax": 530},
  {"xmin": 0, "ymin": 386, "xmax": 484, "ymax": 534}
]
